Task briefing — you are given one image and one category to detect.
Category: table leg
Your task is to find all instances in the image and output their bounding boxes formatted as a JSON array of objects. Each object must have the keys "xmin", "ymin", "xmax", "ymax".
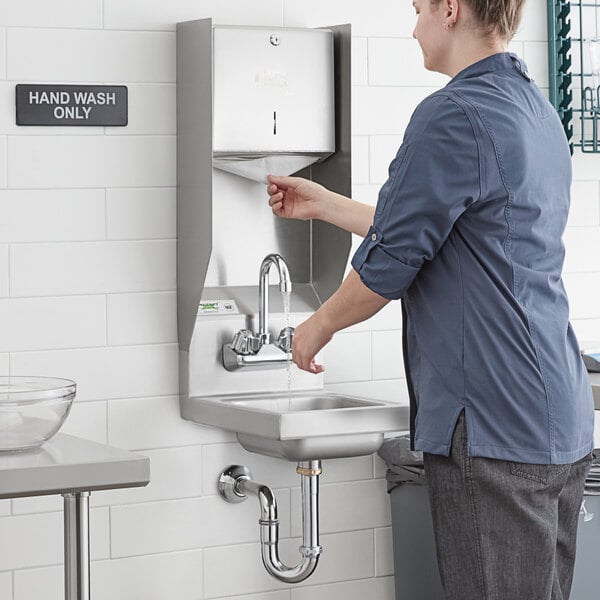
[{"xmin": 63, "ymin": 492, "xmax": 91, "ymax": 600}]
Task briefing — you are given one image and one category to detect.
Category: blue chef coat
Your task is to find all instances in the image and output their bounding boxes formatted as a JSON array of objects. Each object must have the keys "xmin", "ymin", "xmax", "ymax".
[{"xmin": 351, "ymin": 53, "xmax": 594, "ymax": 464}]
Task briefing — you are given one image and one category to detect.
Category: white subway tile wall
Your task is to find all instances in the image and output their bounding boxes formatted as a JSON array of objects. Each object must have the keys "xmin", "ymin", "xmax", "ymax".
[
  {"xmin": 375, "ymin": 527, "xmax": 395, "ymax": 577},
  {"xmin": 107, "ymin": 395, "xmax": 233, "ymax": 450},
  {"xmin": 351, "ymin": 37, "xmax": 369, "ymax": 86},
  {"xmin": 368, "ymin": 38, "xmax": 449, "ymax": 87},
  {"xmin": 522, "ymin": 40, "xmax": 550, "ymax": 88},
  {"xmin": 370, "ymin": 135, "xmax": 405, "ymax": 184},
  {"xmin": 513, "ymin": 0, "xmax": 548, "ymax": 41},
  {"xmin": 106, "ymin": 188, "xmax": 176, "ymax": 240},
  {"xmin": 372, "ymin": 330, "xmax": 406, "ymax": 380},
  {"xmin": 569, "ymin": 181, "xmax": 600, "ymax": 227},
  {"xmin": 0, "ymin": 508, "xmax": 109, "ymax": 571},
  {"xmin": 0, "ymin": 573, "xmax": 11, "ymax": 600},
  {"xmin": 291, "ymin": 576, "xmax": 395, "ymax": 600},
  {"xmin": 283, "ymin": 0, "xmax": 416, "ymax": 37},
  {"xmin": 0, "ymin": 136, "xmax": 6, "ymax": 188},
  {"xmin": 103, "ymin": 0, "xmax": 284, "ymax": 30},
  {"xmin": 352, "ymin": 86, "xmax": 437, "ymax": 135},
  {"xmin": 323, "ymin": 331, "xmax": 372, "ymax": 383},
  {"xmin": 59, "ymin": 399, "xmax": 108, "ymax": 444},
  {"xmin": 0, "ymin": 295, "xmax": 106, "ymax": 351},
  {"xmin": 0, "ymin": 353, "xmax": 9, "ymax": 374},
  {"xmin": 204, "ymin": 530, "xmax": 374, "ymax": 597},
  {"xmin": 564, "ymin": 273, "xmax": 600, "ymax": 319},
  {"xmin": 8, "ymin": 136, "xmax": 175, "ymax": 188},
  {"xmin": 0, "ymin": 0, "xmax": 103, "ymax": 29},
  {"xmin": 104, "ymin": 85, "xmax": 175, "ymax": 136},
  {"xmin": 1, "ymin": 1, "xmax": 599, "ymax": 599},
  {"xmin": 0, "ymin": 244, "xmax": 8, "ymax": 297},
  {"xmin": 110, "ymin": 490, "xmax": 292, "ymax": 558},
  {"xmin": 351, "ymin": 135, "xmax": 370, "ymax": 184},
  {"xmin": 573, "ymin": 150, "xmax": 600, "ymax": 179},
  {"xmin": 6, "ymin": 29, "xmax": 175, "ymax": 83},
  {"xmin": 14, "ymin": 550, "xmax": 204, "ymax": 600},
  {"xmin": 10, "ymin": 345, "xmax": 179, "ymax": 401},
  {"xmin": 0, "ymin": 189, "xmax": 106, "ymax": 242},
  {"xmin": 572, "ymin": 318, "xmax": 600, "ymax": 340},
  {"xmin": 10, "ymin": 241, "xmax": 175, "ymax": 296},
  {"xmin": 352, "ymin": 185, "xmax": 381, "ymax": 212},
  {"xmin": 106, "ymin": 292, "xmax": 177, "ymax": 345},
  {"xmin": 0, "ymin": 29, "xmax": 5, "ymax": 80},
  {"xmin": 563, "ymin": 228, "xmax": 600, "ymax": 273}
]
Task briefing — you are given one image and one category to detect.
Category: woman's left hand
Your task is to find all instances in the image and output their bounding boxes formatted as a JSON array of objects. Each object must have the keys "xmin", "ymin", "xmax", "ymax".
[{"xmin": 291, "ymin": 312, "xmax": 332, "ymax": 374}]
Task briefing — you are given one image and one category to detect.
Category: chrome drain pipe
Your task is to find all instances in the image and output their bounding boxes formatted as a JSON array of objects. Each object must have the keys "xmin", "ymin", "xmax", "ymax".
[{"xmin": 218, "ymin": 461, "xmax": 323, "ymax": 583}]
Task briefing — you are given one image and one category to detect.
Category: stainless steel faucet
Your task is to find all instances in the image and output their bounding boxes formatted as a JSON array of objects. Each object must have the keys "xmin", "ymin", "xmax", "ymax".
[
  {"xmin": 259, "ymin": 253, "xmax": 292, "ymax": 345},
  {"xmin": 222, "ymin": 253, "xmax": 294, "ymax": 371}
]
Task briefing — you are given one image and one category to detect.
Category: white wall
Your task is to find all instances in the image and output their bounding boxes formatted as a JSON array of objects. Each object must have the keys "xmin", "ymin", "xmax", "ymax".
[{"xmin": 0, "ymin": 1, "xmax": 599, "ymax": 599}]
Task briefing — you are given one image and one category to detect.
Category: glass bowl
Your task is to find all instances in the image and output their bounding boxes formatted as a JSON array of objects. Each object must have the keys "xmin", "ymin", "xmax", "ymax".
[{"xmin": 0, "ymin": 377, "xmax": 76, "ymax": 452}]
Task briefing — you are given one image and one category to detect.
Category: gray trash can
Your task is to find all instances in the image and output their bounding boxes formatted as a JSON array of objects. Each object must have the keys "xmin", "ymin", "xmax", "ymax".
[
  {"xmin": 378, "ymin": 435, "xmax": 444, "ymax": 600},
  {"xmin": 380, "ymin": 440, "xmax": 600, "ymax": 600},
  {"xmin": 570, "ymin": 450, "xmax": 600, "ymax": 600}
]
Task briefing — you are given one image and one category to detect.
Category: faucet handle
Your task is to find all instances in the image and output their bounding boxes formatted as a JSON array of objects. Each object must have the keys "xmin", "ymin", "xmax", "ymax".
[
  {"xmin": 231, "ymin": 329, "xmax": 260, "ymax": 355},
  {"xmin": 275, "ymin": 326, "xmax": 295, "ymax": 353}
]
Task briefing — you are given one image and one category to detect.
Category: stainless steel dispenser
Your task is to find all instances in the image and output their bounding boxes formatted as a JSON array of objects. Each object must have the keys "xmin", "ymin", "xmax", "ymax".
[
  {"xmin": 176, "ymin": 19, "xmax": 352, "ymax": 400},
  {"xmin": 212, "ymin": 25, "xmax": 336, "ymax": 181}
]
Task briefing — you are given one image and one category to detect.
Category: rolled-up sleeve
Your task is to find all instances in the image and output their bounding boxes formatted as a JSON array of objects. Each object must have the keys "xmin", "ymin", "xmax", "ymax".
[{"xmin": 351, "ymin": 95, "xmax": 481, "ymax": 300}]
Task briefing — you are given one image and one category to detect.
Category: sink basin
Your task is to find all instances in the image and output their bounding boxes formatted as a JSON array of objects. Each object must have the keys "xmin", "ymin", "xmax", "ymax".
[{"xmin": 180, "ymin": 390, "xmax": 410, "ymax": 461}]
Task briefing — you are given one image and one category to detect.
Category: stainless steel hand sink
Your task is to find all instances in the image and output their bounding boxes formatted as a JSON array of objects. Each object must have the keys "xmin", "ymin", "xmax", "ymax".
[{"xmin": 180, "ymin": 390, "xmax": 410, "ymax": 461}]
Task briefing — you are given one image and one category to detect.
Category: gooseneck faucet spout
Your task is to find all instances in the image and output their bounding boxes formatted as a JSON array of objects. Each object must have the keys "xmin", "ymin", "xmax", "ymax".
[
  {"xmin": 222, "ymin": 252, "xmax": 294, "ymax": 371},
  {"xmin": 259, "ymin": 253, "xmax": 292, "ymax": 345}
]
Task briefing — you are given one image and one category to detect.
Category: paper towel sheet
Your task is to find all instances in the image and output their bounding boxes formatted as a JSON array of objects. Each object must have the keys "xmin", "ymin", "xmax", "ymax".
[{"xmin": 212, "ymin": 154, "xmax": 324, "ymax": 183}]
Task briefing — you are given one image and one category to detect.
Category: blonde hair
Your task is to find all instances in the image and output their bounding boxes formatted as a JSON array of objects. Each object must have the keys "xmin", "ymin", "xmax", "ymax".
[{"xmin": 432, "ymin": 0, "xmax": 525, "ymax": 39}]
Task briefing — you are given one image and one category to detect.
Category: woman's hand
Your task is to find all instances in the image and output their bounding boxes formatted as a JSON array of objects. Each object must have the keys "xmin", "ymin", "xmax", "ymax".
[
  {"xmin": 292, "ymin": 312, "xmax": 332, "ymax": 374},
  {"xmin": 267, "ymin": 175, "xmax": 330, "ymax": 221}
]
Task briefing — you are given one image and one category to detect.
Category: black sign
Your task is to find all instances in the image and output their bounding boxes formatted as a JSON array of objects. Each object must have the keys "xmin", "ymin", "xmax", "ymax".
[{"xmin": 16, "ymin": 84, "xmax": 128, "ymax": 126}]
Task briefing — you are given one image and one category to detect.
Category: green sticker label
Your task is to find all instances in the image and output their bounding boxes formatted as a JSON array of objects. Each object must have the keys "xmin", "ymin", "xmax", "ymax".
[
  {"xmin": 200, "ymin": 302, "xmax": 219, "ymax": 312},
  {"xmin": 197, "ymin": 300, "xmax": 239, "ymax": 316}
]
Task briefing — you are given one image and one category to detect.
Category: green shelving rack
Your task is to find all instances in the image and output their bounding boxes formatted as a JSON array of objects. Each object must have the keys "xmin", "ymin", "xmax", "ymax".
[{"xmin": 548, "ymin": 0, "xmax": 600, "ymax": 152}]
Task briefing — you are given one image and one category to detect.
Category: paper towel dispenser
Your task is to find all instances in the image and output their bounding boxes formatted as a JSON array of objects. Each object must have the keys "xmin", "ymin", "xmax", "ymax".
[
  {"xmin": 176, "ymin": 18, "xmax": 351, "ymax": 352},
  {"xmin": 211, "ymin": 25, "xmax": 335, "ymax": 182}
]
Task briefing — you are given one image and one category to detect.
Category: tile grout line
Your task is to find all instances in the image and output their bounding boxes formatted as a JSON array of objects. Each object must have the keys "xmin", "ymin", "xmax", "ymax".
[
  {"xmin": 108, "ymin": 499, "xmax": 113, "ymax": 560},
  {"xmin": 3, "ymin": 136, "xmax": 6, "ymax": 190},
  {"xmin": 104, "ymin": 185, "xmax": 109, "ymax": 351},
  {"xmin": 7, "ymin": 241, "xmax": 11, "ymax": 301},
  {"xmin": 366, "ymin": 36, "xmax": 371, "ymax": 87}
]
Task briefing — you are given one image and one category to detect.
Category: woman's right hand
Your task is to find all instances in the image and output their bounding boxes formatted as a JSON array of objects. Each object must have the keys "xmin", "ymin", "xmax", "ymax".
[{"xmin": 267, "ymin": 175, "xmax": 330, "ymax": 221}]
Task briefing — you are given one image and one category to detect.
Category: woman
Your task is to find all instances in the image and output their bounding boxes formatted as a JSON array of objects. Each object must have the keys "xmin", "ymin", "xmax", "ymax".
[{"xmin": 267, "ymin": 0, "xmax": 594, "ymax": 597}]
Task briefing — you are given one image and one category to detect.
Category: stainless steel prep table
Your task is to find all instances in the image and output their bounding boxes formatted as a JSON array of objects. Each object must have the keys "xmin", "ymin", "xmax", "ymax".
[{"xmin": 0, "ymin": 433, "xmax": 150, "ymax": 600}]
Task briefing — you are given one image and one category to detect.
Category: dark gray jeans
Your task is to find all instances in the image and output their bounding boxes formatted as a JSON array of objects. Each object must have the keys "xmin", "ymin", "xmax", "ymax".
[{"xmin": 423, "ymin": 412, "xmax": 592, "ymax": 600}]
